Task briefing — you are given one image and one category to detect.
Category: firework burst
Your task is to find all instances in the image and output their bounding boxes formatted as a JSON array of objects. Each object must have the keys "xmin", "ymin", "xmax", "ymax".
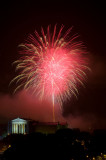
[{"xmin": 11, "ymin": 25, "xmax": 90, "ymax": 121}]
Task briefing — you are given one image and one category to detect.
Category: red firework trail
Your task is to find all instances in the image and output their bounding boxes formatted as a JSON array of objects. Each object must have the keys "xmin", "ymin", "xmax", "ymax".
[{"xmin": 11, "ymin": 25, "xmax": 90, "ymax": 121}]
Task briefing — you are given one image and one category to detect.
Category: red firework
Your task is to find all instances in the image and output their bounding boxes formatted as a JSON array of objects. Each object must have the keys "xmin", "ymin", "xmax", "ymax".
[{"xmin": 11, "ymin": 25, "xmax": 89, "ymax": 121}]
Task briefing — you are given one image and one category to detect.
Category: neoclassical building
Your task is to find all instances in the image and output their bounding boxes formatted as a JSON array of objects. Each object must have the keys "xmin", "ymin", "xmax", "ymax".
[
  {"xmin": 8, "ymin": 118, "xmax": 67, "ymax": 135},
  {"xmin": 8, "ymin": 118, "xmax": 28, "ymax": 134}
]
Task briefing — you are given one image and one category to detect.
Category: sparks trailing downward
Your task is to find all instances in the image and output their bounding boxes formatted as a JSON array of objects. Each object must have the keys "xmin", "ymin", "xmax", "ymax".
[{"xmin": 11, "ymin": 25, "xmax": 90, "ymax": 121}]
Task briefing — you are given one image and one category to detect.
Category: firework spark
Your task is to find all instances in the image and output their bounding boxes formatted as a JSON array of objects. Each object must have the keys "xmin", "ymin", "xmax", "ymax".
[{"xmin": 11, "ymin": 25, "xmax": 90, "ymax": 121}]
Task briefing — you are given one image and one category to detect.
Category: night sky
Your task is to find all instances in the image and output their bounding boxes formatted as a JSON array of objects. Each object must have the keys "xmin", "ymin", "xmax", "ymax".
[{"xmin": 0, "ymin": 1, "xmax": 106, "ymax": 131}]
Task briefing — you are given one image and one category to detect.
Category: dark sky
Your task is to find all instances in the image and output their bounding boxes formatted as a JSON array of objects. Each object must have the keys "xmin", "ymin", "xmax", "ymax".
[{"xmin": 0, "ymin": 1, "xmax": 106, "ymax": 131}]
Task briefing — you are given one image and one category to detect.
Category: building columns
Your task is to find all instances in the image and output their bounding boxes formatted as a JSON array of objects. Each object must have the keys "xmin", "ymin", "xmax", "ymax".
[{"xmin": 12, "ymin": 122, "xmax": 26, "ymax": 134}]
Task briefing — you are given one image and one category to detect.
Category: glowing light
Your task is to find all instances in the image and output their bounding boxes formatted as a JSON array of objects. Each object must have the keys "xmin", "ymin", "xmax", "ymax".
[
  {"xmin": 11, "ymin": 25, "xmax": 90, "ymax": 121},
  {"xmin": 104, "ymin": 154, "xmax": 106, "ymax": 158},
  {"xmin": 8, "ymin": 145, "xmax": 11, "ymax": 148}
]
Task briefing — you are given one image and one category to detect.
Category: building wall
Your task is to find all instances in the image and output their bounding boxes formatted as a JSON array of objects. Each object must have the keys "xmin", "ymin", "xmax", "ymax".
[
  {"xmin": 29, "ymin": 121, "xmax": 68, "ymax": 134},
  {"xmin": 8, "ymin": 118, "xmax": 68, "ymax": 135}
]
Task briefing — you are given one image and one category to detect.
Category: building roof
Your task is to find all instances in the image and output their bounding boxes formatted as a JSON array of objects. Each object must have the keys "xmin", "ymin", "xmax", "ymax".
[
  {"xmin": 31, "ymin": 121, "xmax": 67, "ymax": 126},
  {"xmin": 11, "ymin": 118, "xmax": 67, "ymax": 126}
]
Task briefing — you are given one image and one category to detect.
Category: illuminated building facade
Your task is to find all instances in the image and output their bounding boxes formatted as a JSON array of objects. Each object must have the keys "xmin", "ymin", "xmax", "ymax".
[
  {"xmin": 8, "ymin": 118, "xmax": 67, "ymax": 135},
  {"xmin": 8, "ymin": 118, "xmax": 28, "ymax": 134}
]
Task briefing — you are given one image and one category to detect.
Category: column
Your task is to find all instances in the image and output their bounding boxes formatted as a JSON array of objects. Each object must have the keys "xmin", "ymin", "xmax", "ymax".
[
  {"xmin": 19, "ymin": 124, "xmax": 20, "ymax": 133},
  {"xmin": 20, "ymin": 124, "xmax": 22, "ymax": 134},
  {"xmin": 21, "ymin": 124, "xmax": 23, "ymax": 134},
  {"xmin": 15, "ymin": 124, "xmax": 16, "ymax": 133},
  {"xmin": 24, "ymin": 124, "xmax": 25, "ymax": 134},
  {"xmin": 22, "ymin": 124, "xmax": 24, "ymax": 134},
  {"xmin": 12, "ymin": 123, "xmax": 14, "ymax": 133},
  {"xmin": 21, "ymin": 124, "xmax": 22, "ymax": 134},
  {"xmin": 14, "ymin": 124, "xmax": 15, "ymax": 133},
  {"xmin": 16, "ymin": 124, "xmax": 18, "ymax": 134}
]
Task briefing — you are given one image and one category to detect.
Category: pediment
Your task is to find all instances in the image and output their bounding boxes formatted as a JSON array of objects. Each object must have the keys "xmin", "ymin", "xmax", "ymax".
[{"xmin": 12, "ymin": 118, "xmax": 27, "ymax": 123}]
